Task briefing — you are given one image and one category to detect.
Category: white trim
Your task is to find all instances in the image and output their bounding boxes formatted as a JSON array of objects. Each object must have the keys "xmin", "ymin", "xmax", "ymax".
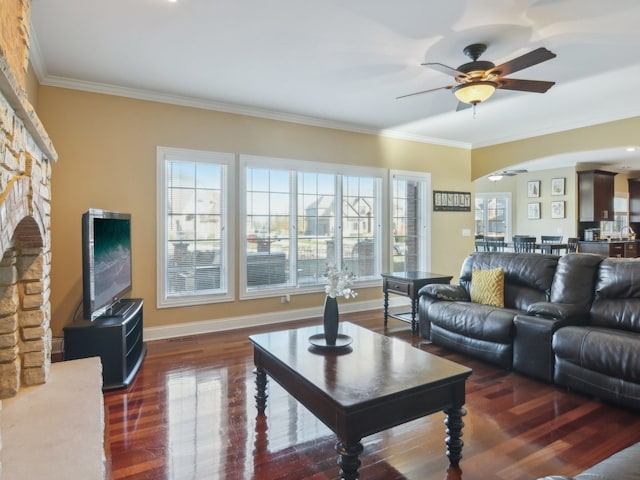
[
  {"xmin": 142, "ymin": 297, "xmax": 410, "ymax": 341},
  {"xmin": 35, "ymin": 74, "xmax": 472, "ymax": 149},
  {"xmin": 156, "ymin": 147, "xmax": 236, "ymax": 308},
  {"xmin": 239, "ymin": 155, "xmax": 386, "ymax": 299},
  {"xmin": 475, "ymin": 191, "xmax": 513, "ymax": 239},
  {"xmin": 389, "ymin": 170, "xmax": 433, "ymax": 272}
]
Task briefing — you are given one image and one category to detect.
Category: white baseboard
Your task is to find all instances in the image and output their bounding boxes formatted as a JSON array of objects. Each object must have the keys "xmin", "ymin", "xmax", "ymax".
[{"xmin": 143, "ymin": 296, "xmax": 410, "ymax": 342}]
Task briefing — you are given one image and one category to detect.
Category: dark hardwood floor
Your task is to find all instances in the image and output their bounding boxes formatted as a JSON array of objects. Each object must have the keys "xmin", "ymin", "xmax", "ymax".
[{"xmin": 104, "ymin": 310, "xmax": 640, "ymax": 479}]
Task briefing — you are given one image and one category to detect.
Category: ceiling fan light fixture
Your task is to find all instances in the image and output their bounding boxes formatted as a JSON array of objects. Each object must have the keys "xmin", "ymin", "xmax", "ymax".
[
  {"xmin": 454, "ymin": 81, "xmax": 497, "ymax": 104},
  {"xmin": 487, "ymin": 173, "xmax": 503, "ymax": 182}
]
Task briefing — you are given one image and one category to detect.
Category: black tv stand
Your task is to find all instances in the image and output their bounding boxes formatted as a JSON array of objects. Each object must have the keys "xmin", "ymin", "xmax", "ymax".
[
  {"xmin": 64, "ymin": 298, "xmax": 146, "ymax": 391},
  {"xmin": 105, "ymin": 299, "xmax": 134, "ymax": 318}
]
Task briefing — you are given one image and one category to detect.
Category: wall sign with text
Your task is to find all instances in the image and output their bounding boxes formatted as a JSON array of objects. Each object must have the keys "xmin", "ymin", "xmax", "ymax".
[{"xmin": 433, "ymin": 191, "xmax": 471, "ymax": 212}]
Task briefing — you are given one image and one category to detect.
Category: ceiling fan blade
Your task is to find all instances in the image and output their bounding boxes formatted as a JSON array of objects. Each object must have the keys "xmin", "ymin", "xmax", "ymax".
[
  {"xmin": 396, "ymin": 84, "xmax": 454, "ymax": 100},
  {"xmin": 498, "ymin": 78, "xmax": 555, "ymax": 93},
  {"xmin": 422, "ymin": 62, "xmax": 469, "ymax": 78},
  {"xmin": 456, "ymin": 101, "xmax": 472, "ymax": 112},
  {"xmin": 490, "ymin": 47, "xmax": 556, "ymax": 77}
]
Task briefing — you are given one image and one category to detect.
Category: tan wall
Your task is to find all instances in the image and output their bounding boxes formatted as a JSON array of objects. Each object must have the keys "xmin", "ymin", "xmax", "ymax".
[
  {"xmin": 476, "ymin": 167, "xmax": 578, "ymax": 239},
  {"xmin": 36, "ymin": 86, "xmax": 473, "ymax": 335},
  {"xmin": 471, "ymin": 117, "xmax": 640, "ymax": 180}
]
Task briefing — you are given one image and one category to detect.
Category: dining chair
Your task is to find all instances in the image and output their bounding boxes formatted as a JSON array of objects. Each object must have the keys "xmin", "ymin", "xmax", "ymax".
[
  {"xmin": 566, "ymin": 237, "xmax": 579, "ymax": 253},
  {"xmin": 541, "ymin": 235, "xmax": 564, "ymax": 254},
  {"xmin": 541, "ymin": 235, "xmax": 563, "ymax": 243},
  {"xmin": 484, "ymin": 235, "xmax": 506, "ymax": 252},
  {"xmin": 513, "ymin": 236, "xmax": 537, "ymax": 253},
  {"xmin": 475, "ymin": 234, "xmax": 486, "ymax": 252}
]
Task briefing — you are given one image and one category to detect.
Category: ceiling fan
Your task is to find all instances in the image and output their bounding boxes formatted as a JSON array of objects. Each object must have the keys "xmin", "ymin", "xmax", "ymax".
[
  {"xmin": 487, "ymin": 169, "xmax": 528, "ymax": 181},
  {"xmin": 397, "ymin": 43, "xmax": 556, "ymax": 110}
]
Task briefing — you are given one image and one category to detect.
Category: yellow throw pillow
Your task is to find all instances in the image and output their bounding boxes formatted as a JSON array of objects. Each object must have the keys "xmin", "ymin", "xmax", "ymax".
[{"xmin": 471, "ymin": 268, "xmax": 505, "ymax": 307}]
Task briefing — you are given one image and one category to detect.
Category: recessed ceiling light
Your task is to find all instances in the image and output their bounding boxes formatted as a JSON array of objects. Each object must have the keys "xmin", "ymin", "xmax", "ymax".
[{"xmin": 626, "ymin": 147, "xmax": 637, "ymax": 152}]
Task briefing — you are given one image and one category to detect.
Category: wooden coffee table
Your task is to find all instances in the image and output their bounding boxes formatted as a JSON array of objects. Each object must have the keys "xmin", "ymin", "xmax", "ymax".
[{"xmin": 249, "ymin": 322, "xmax": 472, "ymax": 479}]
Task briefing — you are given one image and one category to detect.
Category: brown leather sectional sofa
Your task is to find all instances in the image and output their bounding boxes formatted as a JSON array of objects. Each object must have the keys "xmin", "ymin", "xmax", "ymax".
[
  {"xmin": 418, "ymin": 252, "xmax": 640, "ymax": 411},
  {"xmin": 537, "ymin": 441, "xmax": 640, "ymax": 479}
]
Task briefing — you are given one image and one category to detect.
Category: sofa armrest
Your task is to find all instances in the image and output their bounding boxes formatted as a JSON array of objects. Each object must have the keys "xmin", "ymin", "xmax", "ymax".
[
  {"xmin": 418, "ymin": 284, "xmax": 469, "ymax": 341},
  {"xmin": 527, "ymin": 301, "xmax": 588, "ymax": 320},
  {"xmin": 419, "ymin": 284, "xmax": 470, "ymax": 302},
  {"xmin": 513, "ymin": 314, "xmax": 581, "ymax": 382}
]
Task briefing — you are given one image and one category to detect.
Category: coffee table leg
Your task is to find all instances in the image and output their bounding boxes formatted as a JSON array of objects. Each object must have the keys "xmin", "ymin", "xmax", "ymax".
[
  {"xmin": 444, "ymin": 406, "xmax": 466, "ymax": 466},
  {"xmin": 254, "ymin": 367, "xmax": 268, "ymax": 415},
  {"xmin": 336, "ymin": 440, "xmax": 363, "ymax": 480}
]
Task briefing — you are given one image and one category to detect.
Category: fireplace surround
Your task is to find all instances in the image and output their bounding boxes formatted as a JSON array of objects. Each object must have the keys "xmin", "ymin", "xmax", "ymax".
[
  {"xmin": 0, "ymin": 4, "xmax": 59, "ymax": 473},
  {"xmin": 0, "ymin": 0, "xmax": 57, "ymax": 402}
]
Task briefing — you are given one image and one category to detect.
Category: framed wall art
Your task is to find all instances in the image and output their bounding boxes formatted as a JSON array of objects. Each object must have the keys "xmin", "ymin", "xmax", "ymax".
[
  {"xmin": 527, "ymin": 180, "xmax": 540, "ymax": 198},
  {"xmin": 551, "ymin": 178, "xmax": 565, "ymax": 196},
  {"xmin": 551, "ymin": 200, "xmax": 565, "ymax": 218},
  {"xmin": 528, "ymin": 202, "xmax": 541, "ymax": 219},
  {"xmin": 433, "ymin": 191, "xmax": 471, "ymax": 212}
]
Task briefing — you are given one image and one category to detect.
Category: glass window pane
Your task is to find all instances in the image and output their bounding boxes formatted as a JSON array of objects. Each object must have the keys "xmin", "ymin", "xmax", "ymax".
[
  {"xmin": 297, "ymin": 172, "xmax": 336, "ymax": 286},
  {"xmin": 164, "ymin": 157, "xmax": 227, "ymax": 298},
  {"xmin": 245, "ymin": 167, "xmax": 291, "ymax": 289},
  {"xmin": 392, "ymin": 177, "xmax": 424, "ymax": 272}
]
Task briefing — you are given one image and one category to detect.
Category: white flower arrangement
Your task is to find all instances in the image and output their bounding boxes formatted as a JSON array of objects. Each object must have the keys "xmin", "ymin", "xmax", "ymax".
[{"xmin": 324, "ymin": 263, "xmax": 358, "ymax": 299}]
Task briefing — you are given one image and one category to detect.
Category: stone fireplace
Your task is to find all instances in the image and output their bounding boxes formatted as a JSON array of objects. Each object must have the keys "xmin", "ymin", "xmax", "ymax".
[
  {"xmin": 0, "ymin": 0, "xmax": 57, "ymax": 401},
  {"xmin": 0, "ymin": 4, "xmax": 106, "ymax": 478}
]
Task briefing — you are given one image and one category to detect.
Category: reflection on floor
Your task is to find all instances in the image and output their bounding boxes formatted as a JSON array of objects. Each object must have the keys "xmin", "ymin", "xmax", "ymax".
[{"xmin": 104, "ymin": 312, "xmax": 640, "ymax": 480}]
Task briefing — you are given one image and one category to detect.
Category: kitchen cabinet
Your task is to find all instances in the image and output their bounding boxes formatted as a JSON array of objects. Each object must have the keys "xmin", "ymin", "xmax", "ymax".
[
  {"xmin": 578, "ymin": 241, "xmax": 638, "ymax": 258},
  {"xmin": 578, "ymin": 170, "xmax": 616, "ymax": 222},
  {"xmin": 629, "ymin": 178, "xmax": 640, "ymax": 223}
]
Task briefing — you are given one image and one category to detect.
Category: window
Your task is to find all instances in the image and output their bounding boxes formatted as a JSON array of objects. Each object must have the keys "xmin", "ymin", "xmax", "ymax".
[
  {"xmin": 241, "ymin": 155, "xmax": 383, "ymax": 298},
  {"xmin": 601, "ymin": 193, "xmax": 629, "ymax": 237},
  {"xmin": 390, "ymin": 171, "xmax": 431, "ymax": 272},
  {"xmin": 157, "ymin": 147, "xmax": 234, "ymax": 307},
  {"xmin": 475, "ymin": 193, "xmax": 512, "ymax": 238}
]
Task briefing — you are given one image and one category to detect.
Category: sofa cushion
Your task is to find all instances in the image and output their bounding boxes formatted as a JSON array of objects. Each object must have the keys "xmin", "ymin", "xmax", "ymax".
[
  {"xmin": 459, "ymin": 252, "xmax": 558, "ymax": 311},
  {"xmin": 549, "ymin": 253, "xmax": 603, "ymax": 306},
  {"xmin": 471, "ymin": 268, "xmax": 504, "ymax": 307},
  {"xmin": 591, "ymin": 258, "xmax": 640, "ymax": 333},
  {"xmin": 428, "ymin": 301, "xmax": 517, "ymax": 344},
  {"xmin": 553, "ymin": 326, "xmax": 640, "ymax": 384}
]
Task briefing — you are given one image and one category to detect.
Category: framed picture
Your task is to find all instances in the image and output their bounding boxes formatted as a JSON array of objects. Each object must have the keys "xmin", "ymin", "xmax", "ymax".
[
  {"xmin": 551, "ymin": 178, "xmax": 565, "ymax": 196},
  {"xmin": 528, "ymin": 180, "xmax": 540, "ymax": 198},
  {"xmin": 433, "ymin": 191, "xmax": 471, "ymax": 212},
  {"xmin": 551, "ymin": 200, "xmax": 565, "ymax": 219},
  {"xmin": 528, "ymin": 202, "xmax": 541, "ymax": 219}
]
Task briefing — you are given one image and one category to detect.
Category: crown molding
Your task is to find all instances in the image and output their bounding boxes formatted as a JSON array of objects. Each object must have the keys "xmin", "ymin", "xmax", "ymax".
[{"xmin": 37, "ymin": 73, "xmax": 472, "ymax": 150}]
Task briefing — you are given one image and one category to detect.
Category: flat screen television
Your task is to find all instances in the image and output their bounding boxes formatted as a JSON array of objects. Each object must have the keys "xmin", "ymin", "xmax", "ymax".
[{"xmin": 82, "ymin": 209, "xmax": 132, "ymax": 320}]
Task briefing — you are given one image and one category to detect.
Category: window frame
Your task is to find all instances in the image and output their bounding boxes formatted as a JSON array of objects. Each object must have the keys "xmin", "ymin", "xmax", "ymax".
[
  {"xmin": 239, "ymin": 154, "xmax": 385, "ymax": 300},
  {"xmin": 475, "ymin": 192, "xmax": 513, "ymax": 239},
  {"xmin": 389, "ymin": 170, "xmax": 432, "ymax": 273},
  {"xmin": 156, "ymin": 146, "xmax": 235, "ymax": 308}
]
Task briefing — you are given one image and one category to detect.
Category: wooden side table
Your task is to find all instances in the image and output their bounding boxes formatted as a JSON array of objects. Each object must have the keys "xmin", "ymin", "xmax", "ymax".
[{"xmin": 381, "ymin": 271, "xmax": 453, "ymax": 333}]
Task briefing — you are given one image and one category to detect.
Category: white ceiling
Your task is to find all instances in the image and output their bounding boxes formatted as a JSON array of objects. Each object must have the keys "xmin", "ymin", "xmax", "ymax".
[{"xmin": 29, "ymin": 0, "xmax": 640, "ymax": 170}]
